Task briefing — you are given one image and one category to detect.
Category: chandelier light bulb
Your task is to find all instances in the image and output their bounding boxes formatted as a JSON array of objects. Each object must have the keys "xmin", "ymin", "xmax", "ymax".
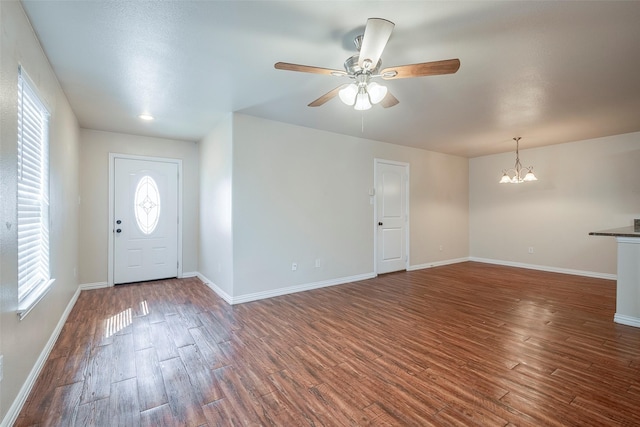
[
  {"xmin": 367, "ymin": 82, "xmax": 388, "ymax": 104},
  {"xmin": 338, "ymin": 84, "xmax": 358, "ymax": 106},
  {"xmin": 354, "ymin": 88, "xmax": 372, "ymax": 110},
  {"xmin": 523, "ymin": 168, "xmax": 538, "ymax": 182}
]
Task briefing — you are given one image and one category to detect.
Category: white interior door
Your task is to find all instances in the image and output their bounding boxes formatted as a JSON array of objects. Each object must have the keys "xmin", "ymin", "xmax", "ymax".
[
  {"xmin": 114, "ymin": 158, "xmax": 178, "ymax": 284},
  {"xmin": 376, "ymin": 160, "xmax": 409, "ymax": 274}
]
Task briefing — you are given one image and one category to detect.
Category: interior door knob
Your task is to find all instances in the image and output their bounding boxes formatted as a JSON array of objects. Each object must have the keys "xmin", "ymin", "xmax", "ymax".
[
  {"xmin": 116, "ymin": 228, "xmax": 122, "ymax": 233},
  {"xmin": 378, "ymin": 222, "xmax": 383, "ymax": 226}
]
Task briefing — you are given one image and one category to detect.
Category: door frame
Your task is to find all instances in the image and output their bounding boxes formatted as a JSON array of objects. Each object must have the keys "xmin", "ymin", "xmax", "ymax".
[
  {"xmin": 108, "ymin": 153, "xmax": 183, "ymax": 286},
  {"xmin": 373, "ymin": 158, "xmax": 410, "ymax": 275}
]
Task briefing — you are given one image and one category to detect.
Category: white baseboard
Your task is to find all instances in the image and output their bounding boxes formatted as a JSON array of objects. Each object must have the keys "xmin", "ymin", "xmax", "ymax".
[
  {"xmin": 181, "ymin": 271, "xmax": 199, "ymax": 278},
  {"xmin": 614, "ymin": 313, "xmax": 640, "ymax": 328},
  {"xmin": 196, "ymin": 273, "xmax": 233, "ymax": 304},
  {"xmin": 78, "ymin": 281, "xmax": 110, "ymax": 290},
  {"xmin": 2, "ymin": 287, "xmax": 82, "ymax": 427},
  {"xmin": 468, "ymin": 257, "xmax": 617, "ymax": 281},
  {"xmin": 231, "ymin": 273, "xmax": 376, "ymax": 305},
  {"xmin": 195, "ymin": 272, "xmax": 376, "ymax": 305},
  {"xmin": 408, "ymin": 257, "xmax": 470, "ymax": 271}
]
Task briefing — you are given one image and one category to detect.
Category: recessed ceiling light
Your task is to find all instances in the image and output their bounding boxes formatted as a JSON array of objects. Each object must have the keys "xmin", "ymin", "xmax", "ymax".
[{"xmin": 138, "ymin": 114, "xmax": 154, "ymax": 121}]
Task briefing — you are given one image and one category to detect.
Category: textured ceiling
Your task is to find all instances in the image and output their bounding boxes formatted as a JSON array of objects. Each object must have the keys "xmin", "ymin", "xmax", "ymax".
[{"xmin": 20, "ymin": 1, "xmax": 640, "ymax": 158}]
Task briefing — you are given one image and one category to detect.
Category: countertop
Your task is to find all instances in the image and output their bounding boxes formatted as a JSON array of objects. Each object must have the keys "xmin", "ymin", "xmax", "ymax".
[{"xmin": 589, "ymin": 226, "xmax": 640, "ymax": 238}]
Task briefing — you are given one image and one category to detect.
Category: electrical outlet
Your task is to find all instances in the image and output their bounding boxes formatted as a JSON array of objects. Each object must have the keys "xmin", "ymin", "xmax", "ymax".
[
  {"xmin": 315, "ymin": 258, "xmax": 321, "ymax": 268},
  {"xmin": 528, "ymin": 247, "xmax": 534, "ymax": 254},
  {"xmin": 291, "ymin": 262, "xmax": 297, "ymax": 271}
]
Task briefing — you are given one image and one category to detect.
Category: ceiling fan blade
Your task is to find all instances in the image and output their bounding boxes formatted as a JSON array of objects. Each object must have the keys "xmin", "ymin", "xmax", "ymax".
[
  {"xmin": 379, "ymin": 91, "xmax": 399, "ymax": 108},
  {"xmin": 358, "ymin": 18, "xmax": 395, "ymax": 70},
  {"xmin": 275, "ymin": 62, "xmax": 347, "ymax": 76},
  {"xmin": 308, "ymin": 84, "xmax": 349, "ymax": 107},
  {"xmin": 380, "ymin": 59, "xmax": 461, "ymax": 80}
]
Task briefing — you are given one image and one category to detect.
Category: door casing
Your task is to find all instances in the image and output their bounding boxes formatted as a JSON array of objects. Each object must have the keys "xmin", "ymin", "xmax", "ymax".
[{"xmin": 108, "ymin": 153, "xmax": 183, "ymax": 286}]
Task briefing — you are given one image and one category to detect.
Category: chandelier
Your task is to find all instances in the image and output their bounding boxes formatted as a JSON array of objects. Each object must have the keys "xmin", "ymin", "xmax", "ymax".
[
  {"xmin": 499, "ymin": 137, "xmax": 538, "ymax": 184},
  {"xmin": 338, "ymin": 74, "xmax": 388, "ymax": 111}
]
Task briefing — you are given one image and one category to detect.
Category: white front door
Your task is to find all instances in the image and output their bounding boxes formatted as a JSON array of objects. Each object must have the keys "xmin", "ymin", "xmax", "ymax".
[
  {"xmin": 113, "ymin": 157, "xmax": 179, "ymax": 284},
  {"xmin": 375, "ymin": 160, "xmax": 409, "ymax": 274}
]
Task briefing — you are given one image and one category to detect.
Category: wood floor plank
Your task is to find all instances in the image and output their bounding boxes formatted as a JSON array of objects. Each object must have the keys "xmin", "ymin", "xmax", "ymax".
[
  {"xmin": 135, "ymin": 347, "xmax": 168, "ymax": 411},
  {"xmin": 149, "ymin": 320, "xmax": 180, "ymax": 362},
  {"xmin": 266, "ymin": 369, "xmax": 333, "ymax": 426},
  {"xmin": 132, "ymin": 311, "xmax": 152, "ymax": 351},
  {"xmin": 166, "ymin": 313, "xmax": 196, "ymax": 348},
  {"xmin": 433, "ymin": 405, "xmax": 506, "ymax": 427},
  {"xmin": 139, "ymin": 403, "xmax": 180, "ymax": 427},
  {"xmin": 80, "ymin": 342, "xmax": 113, "ymax": 404},
  {"xmin": 76, "ymin": 397, "xmax": 110, "ymax": 426},
  {"xmin": 178, "ymin": 343, "xmax": 224, "ymax": 405},
  {"xmin": 42, "ymin": 381, "xmax": 83, "ymax": 427},
  {"xmin": 309, "ymin": 382, "xmax": 376, "ymax": 425},
  {"xmin": 201, "ymin": 398, "xmax": 253, "ymax": 427},
  {"xmin": 14, "ymin": 265, "xmax": 640, "ymax": 426},
  {"xmin": 19, "ymin": 356, "xmax": 66, "ymax": 424},
  {"xmin": 111, "ymin": 332, "xmax": 136, "ymax": 383},
  {"xmin": 216, "ymin": 339, "xmax": 277, "ymax": 398},
  {"xmin": 501, "ymin": 390, "xmax": 604, "ymax": 427},
  {"xmin": 211, "ymin": 365, "xmax": 265, "ymax": 425},
  {"xmin": 57, "ymin": 344, "xmax": 91, "ymax": 386},
  {"xmin": 255, "ymin": 391, "xmax": 312, "ymax": 426},
  {"xmin": 159, "ymin": 356, "xmax": 207, "ymax": 425},
  {"xmin": 109, "ymin": 377, "xmax": 141, "ymax": 427},
  {"xmin": 189, "ymin": 326, "xmax": 229, "ymax": 370}
]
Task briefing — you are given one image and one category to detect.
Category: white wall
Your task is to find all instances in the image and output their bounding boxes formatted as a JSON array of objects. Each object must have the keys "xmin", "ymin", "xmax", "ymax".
[
  {"xmin": 230, "ymin": 114, "xmax": 469, "ymax": 299},
  {"xmin": 199, "ymin": 115, "xmax": 234, "ymax": 299},
  {"xmin": 79, "ymin": 129, "xmax": 199, "ymax": 284},
  {"xmin": 0, "ymin": 0, "xmax": 80, "ymax": 421},
  {"xmin": 469, "ymin": 132, "xmax": 640, "ymax": 276}
]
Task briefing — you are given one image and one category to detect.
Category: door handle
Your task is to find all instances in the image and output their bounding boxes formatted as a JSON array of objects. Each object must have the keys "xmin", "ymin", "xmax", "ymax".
[
  {"xmin": 378, "ymin": 222, "xmax": 383, "ymax": 226},
  {"xmin": 116, "ymin": 220, "xmax": 122, "ymax": 224},
  {"xmin": 116, "ymin": 228, "xmax": 122, "ymax": 233}
]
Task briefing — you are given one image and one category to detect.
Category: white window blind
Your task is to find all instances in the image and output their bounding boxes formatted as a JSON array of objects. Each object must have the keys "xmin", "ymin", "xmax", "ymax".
[{"xmin": 17, "ymin": 66, "xmax": 53, "ymax": 319}]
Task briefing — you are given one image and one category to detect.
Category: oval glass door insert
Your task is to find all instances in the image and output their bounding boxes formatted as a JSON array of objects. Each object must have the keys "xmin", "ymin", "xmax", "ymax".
[{"xmin": 134, "ymin": 175, "xmax": 161, "ymax": 234}]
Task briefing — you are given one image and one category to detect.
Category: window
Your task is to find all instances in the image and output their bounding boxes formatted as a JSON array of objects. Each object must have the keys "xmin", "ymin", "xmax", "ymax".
[
  {"xmin": 17, "ymin": 66, "xmax": 53, "ymax": 319},
  {"xmin": 134, "ymin": 175, "xmax": 161, "ymax": 235}
]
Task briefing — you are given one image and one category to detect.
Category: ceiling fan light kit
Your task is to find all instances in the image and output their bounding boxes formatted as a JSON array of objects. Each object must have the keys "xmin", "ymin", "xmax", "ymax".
[
  {"xmin": 499, "ymin": 137, "xmax": 538, "ymax": 184},
  {"xmin": 338, "ymin": 79, "xmax": 388, "ymax": 110},
  {"xmin": 274, "ymin": 17, "xmax": 460, "ymax": 110}
]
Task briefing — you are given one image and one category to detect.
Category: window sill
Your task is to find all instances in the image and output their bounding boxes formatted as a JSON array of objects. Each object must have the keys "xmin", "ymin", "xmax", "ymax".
[{"xmin": 18, "ymin": 278, "xmax": 55, "ymax": 320}]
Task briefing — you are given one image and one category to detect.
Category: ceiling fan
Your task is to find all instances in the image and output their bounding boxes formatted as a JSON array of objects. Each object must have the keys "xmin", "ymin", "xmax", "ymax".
[{"xmin": 274, "ymin": 18, "xmax": 460, "ymax": 110}]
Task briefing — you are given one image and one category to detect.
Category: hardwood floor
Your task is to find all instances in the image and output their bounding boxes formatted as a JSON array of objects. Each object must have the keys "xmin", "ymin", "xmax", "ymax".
[{"xmin": 15, "ymin": 262, "xmax": 640, "ymax": 426}]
